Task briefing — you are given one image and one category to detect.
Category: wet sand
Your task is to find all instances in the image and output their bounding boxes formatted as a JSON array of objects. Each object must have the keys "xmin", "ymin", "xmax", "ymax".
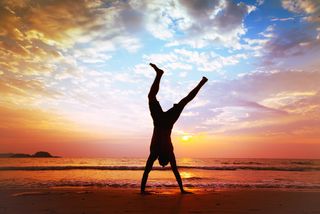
[{"xmin": 0, "ymin": 187, "xmax": 319, "ymax": 214}]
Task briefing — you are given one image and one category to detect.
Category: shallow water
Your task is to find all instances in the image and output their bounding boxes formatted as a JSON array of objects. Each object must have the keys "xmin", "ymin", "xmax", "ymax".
[{"xmin": 1, "ymin": 158, "xmax": 319, "ymax": 190}]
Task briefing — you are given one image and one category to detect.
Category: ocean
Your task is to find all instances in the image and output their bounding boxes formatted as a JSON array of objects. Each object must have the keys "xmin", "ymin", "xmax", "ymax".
[{"xmin": 1, "ymin": 158, "xmax": 319, "ymax": 190}]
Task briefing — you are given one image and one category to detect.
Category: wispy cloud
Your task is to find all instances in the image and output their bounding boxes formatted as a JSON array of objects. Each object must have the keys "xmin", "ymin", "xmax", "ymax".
[
  {"xmin": 175, "ymin": 69, "xmax": 320, "ymax": 139},
  {"xmin": 271, "ymin": 17, "xmax": 295, "ymax": 21}
]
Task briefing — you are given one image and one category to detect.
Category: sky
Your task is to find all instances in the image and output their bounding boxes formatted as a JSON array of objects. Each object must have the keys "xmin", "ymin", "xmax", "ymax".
[{"xmin": 0, "ymin": 0, "xmax": 320, "ymax": 158}]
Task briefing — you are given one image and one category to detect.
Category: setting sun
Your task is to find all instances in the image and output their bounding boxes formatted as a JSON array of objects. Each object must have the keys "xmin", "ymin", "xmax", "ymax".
[{"xmin": 181, "ymin": 135, "xmax": 192, "ymax": 142}]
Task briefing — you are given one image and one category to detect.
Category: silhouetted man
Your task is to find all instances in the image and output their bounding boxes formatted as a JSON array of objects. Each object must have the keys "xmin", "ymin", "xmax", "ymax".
[{"xmin": 141, "ymin": 63, "xmax": 208, "ymax": 194}]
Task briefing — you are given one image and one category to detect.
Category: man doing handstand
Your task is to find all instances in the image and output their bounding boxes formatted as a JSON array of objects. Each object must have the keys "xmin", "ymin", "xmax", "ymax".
[{"xmin": 141, "ymin": 63, "xmax": 208, "ymax": 194}]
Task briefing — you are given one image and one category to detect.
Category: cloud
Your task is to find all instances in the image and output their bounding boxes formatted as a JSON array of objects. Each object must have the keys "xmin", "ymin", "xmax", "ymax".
[
  {"xmin": 282, "ymin": 0, "xmax": 319, "ymax": 16},
  {"xmin": 0, "ymin": 73, "xmax": 61, "ymax": 100},
  {"xmin": 0, "ymin": 104, "xmax": 103, "ymax": 147},
  {"xmin": 0, "ymin": 0, "xmax": 255, "ymax": 94},
  {"xmin": 214, "ymin": 1, "xmax": 254, "ymax": 33},
  {"xmin": 0, "ymin": 0, "xmax": 101, "ymax": 54},
  {"xmin": 0, "ymin": 0, "xmax": 143, "ymax": 74},
  {"xmin": 271, "ymin": 17, "xmax": 295, "ymax": 21},
  {"xmin": 258, "ymin": 24, "xmax": 320, "ymax": 67},
  {"xmin": 134, "ymin": 0, "xmax": 255, "ymax": 48},
  {"xmin": 174, "ymin": 49, "xmax": 247, "ymax": 71},
  {"xmin": 1, "ymin": 0, "xmax": 255, "ymax": 51},
  {"xmin": 0, "ymin": 0, "xmax": 146, "ymax": 121},
  {"xmin": 181, "ymin": 111, "xmax": 199, "ymax": 117},
  {"xmin": 242, "ymin": 1, "xmax": 320, "ymax": 67},
  {"xmin": 142, "ymin": 48, "xmax": 247, "ymax": 74},
  {"xmin": 176, "ymin": 69, "xmax": 320, "ymax": 137},
  {"xmin": 282, "ymin": 0, "xmax": 320, "ymax": 26},
  {"xmin": 140, "ymin": 68, "xmax": 320, "ymax": 138},
  {"xmin": 256, "ymin": 0, "xmax": 264, "ymax": 6}
]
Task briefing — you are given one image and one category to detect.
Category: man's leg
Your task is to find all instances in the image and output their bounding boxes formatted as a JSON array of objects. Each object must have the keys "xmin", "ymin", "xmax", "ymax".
[
  {"xmin": 141, "ymin": 152, "xmax": 157, "ymax": 193},
  {"xmin": 148, "ymin": 63, "xmax": 164, "ymax": 100},
  {"xmin": 169, "ymin": 153, "xmax": 190, "ymax": 193},
  {"xmin": 178, "ymin": 77, "xmax": 208, "ymax": 107}
]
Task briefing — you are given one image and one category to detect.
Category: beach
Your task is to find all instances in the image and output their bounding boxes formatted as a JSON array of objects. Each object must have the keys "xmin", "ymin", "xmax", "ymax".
[
  {"xmin": 1, "ymin": 187, "xmax": 320, "ymax": 214},
  {"xmin": 1, "ymin": 158, "xmax": 320, "ymax": 213}
]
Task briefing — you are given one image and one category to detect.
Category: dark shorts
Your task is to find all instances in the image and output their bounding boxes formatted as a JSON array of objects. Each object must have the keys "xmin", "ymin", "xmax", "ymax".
[
  {"xmin": 149, "ymin": 99, "xmax": 185, "ymax": 121},
  {"xmin": 151, "ymin": 146, "xmax": 173, "ymax": 167}
]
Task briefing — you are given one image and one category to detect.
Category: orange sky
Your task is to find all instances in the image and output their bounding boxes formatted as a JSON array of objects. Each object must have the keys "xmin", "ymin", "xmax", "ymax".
[{"xmin": 0, "ymin": 0, "xmax": 320, "ymax": 158}]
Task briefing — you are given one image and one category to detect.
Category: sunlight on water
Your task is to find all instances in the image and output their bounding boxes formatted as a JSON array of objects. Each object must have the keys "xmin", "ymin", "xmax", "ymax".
[{"xmin": 180, "ymin": 172, "xmax": 193, "ymax": 179}]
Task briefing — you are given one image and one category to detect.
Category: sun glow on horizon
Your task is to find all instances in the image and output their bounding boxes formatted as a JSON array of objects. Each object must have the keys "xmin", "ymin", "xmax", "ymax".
[{"xmin": 181, "ymin": 135, "xmax": 192, "ymax": 142}]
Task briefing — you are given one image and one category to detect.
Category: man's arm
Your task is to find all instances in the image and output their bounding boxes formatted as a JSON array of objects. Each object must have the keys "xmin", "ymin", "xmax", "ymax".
[{"xmin": 178, "ymin": 77, "xmax": 208, "ymax": 107}]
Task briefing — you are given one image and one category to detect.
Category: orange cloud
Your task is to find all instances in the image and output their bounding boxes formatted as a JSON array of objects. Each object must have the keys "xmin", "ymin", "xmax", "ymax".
[
  {"xmin": 0, "ymin": 0, "xmax": 100, "ymax": 51},
  {"xmin": 0, "ymin": 104, "xmax": 104, "ymax": 147},
  {"xmin": 0, "ymin": 75, "xmax": 59, "ymax": 98}
]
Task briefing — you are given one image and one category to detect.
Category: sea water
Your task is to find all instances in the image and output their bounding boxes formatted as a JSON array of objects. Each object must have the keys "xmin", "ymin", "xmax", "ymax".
[{"xmin": 1, "ymin": 158, "xmax": 319, "ymax": 190}]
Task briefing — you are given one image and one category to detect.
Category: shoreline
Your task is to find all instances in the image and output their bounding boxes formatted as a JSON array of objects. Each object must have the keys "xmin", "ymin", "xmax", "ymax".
[{"xmin": 1, "ymin": 187, "xmax": 319, "ymax": 214}]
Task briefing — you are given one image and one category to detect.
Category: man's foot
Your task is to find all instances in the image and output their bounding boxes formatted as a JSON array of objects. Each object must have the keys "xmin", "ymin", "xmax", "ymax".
[
  {"xmin": 150, "ymin": 63, "xmax": 164, "ymax": 75},
  {"xmin": 181, "ymin": 190, "xmax": 193, "ymax": 194}
]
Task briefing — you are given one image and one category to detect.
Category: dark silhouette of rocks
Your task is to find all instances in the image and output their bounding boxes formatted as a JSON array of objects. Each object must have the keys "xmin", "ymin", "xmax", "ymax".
[
  {"xmin": 32, "ymin": 151, "xmax": 53, "ymax": 157},
  {"xmin": 11, "ymin": 153, "xmax": 31, "ymax": 158},
  {"xmin": 0, "ymin": 153, "xmax": 14, "ymax": 158},
  {"xmin": 0, "ymin": 151, "xmax": 61, "ymax": 158}
]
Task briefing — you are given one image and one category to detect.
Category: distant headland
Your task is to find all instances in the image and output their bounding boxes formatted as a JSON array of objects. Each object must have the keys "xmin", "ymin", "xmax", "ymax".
[{"xmin": 0, "ymin": 151, "xmax": 61, "ymax": 158}]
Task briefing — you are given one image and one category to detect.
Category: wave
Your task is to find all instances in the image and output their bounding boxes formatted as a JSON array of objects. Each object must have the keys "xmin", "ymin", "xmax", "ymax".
[
  {"xmin": 1, "ymin": 165, "xmax": 320, "ymax": 171},
  {"xmin": 290, "ymin": 161, "xmax": 316, "ymax": 165},
  {"xmin": 183, "ymin": 176, "xmax": 203, "ymax": 181},
  {"xmin": 3, "ymin": 180, "xmax": 320, "ymax": 190},
  {"xmin": 222, "ymin": 161, "xmax": 263, "ymax": 165}
]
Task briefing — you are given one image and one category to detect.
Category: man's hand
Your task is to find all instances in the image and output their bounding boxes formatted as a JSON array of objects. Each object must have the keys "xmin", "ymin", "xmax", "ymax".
[
  {"xmin": 181, "ymin": 190, "xmax": 193, "ymax": 194},
  {"xmin": 201, "ymin": 76, "xmax": 208, "ymax": 84}
]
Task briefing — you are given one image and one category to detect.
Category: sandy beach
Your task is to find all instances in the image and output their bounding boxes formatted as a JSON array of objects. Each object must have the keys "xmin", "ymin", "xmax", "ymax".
[{"xmin": 1, "ymin": 187, "xmax": 319, "ymax": 214}]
